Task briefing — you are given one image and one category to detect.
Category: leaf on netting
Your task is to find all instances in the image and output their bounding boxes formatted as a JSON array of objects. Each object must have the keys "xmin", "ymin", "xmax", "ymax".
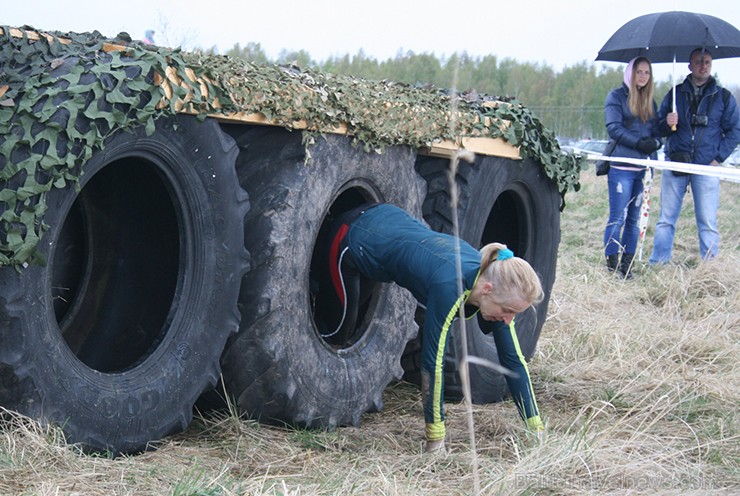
[{"xmin": 1, "ymin": 27, "xmax": 582, "ymax": 267}]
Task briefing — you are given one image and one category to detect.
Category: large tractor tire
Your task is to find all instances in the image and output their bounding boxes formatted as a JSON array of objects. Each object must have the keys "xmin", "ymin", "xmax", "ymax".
[
  {"xmin": 402, "ymin": 155, "xmax": 560, "ymax": 403},
  {"xmin": 0, "ymin": 115, "xmax": 249, "ymax": 455},
  {"xmin": 217, "ymin": 126, "xmax": 425, "ymax": 428}
]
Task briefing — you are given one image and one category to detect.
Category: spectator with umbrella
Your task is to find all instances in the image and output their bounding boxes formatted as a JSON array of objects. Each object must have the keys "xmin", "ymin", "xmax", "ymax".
[{"xmin": 650, "ymin": 47, "xmax": 740, "ymax": 263}]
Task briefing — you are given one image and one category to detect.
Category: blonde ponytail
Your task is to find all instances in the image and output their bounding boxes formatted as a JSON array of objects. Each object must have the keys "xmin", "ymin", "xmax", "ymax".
[{"xmin": 479, "ymin": 243, "xmax": 544, "ymax": 306}]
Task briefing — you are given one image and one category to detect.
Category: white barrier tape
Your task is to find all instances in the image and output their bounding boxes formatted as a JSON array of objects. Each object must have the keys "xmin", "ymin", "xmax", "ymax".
[{"xmin": 589, "ymin": 155, "xmax": 740, "ymax": 182}]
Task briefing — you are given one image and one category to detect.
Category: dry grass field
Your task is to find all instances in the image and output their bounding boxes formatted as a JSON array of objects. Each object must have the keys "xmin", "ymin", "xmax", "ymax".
[{"xmin": 1, "ymin": 169, "xmax": 738, "ymax": 495}]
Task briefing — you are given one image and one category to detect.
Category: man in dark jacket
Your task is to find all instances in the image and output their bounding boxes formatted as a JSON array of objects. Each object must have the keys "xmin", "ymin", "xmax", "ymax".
[{"xmin": 650, "ymin": 48, "xmax": 740, "ymax": 264}]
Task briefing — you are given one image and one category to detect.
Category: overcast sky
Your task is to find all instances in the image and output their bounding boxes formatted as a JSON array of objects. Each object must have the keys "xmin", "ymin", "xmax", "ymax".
[{"xmin": 4, "ymin": 0, "xmax": 740, "ymax": 88}]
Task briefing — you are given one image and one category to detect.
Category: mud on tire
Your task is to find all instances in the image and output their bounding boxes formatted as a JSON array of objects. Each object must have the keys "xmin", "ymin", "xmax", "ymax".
[
  {"xmin": 0, "ymin": 115, "xmax": 249, "ymax": 455},
  {"xmin": 402, "ymin": 155, "xmax": 560, "ymax": 403},
  {"xmin": 218, "ymin": 126, "xmax": 425, "ymax": 428}
]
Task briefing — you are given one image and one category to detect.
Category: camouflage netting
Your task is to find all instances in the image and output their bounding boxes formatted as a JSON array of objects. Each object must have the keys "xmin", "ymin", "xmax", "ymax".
[{"xmin": 0, "ymin": 26, "xmax": 584, "ymax": 267}]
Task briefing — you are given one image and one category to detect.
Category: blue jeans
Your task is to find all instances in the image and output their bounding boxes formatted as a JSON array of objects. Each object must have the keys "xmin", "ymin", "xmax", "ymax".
[
  {"xmin": 649, "ymin": 170, "xmax": 721, "ymax": 263},
  {"xmin": 604, "ymin": 168, "xmax": 645, "ymax": 256}
]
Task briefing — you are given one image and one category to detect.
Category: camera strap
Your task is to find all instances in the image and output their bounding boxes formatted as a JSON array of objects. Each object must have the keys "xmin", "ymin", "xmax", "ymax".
[{"xmin": 689, "ymin": 88, "xmax": 719, "ymax": 158}]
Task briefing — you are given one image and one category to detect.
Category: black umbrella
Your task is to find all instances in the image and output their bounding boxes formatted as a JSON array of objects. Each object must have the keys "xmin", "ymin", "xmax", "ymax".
[{"xmin": 596, "ymin": 11, "xmax": 740, "ymax": 63}]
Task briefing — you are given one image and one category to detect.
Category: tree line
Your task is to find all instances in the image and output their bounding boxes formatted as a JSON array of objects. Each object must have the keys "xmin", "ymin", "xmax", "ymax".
[{"xmin": 223, "ymin": 42, "xmax": 738, "ymax": 141}]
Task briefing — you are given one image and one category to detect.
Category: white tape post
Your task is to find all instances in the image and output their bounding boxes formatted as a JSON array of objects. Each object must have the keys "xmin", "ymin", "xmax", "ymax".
[{"xmin": 589, "ymin": 155, "xmax": 740, "ymax": 183}]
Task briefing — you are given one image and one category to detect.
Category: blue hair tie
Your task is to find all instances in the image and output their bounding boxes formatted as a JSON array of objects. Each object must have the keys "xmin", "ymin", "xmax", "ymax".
[{"xmin": 497, "ymin": 248, "xmax": 514, "ymax": 261}]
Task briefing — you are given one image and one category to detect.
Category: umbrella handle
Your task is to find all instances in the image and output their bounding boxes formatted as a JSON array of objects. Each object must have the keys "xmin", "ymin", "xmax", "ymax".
[{"xmin": 671, "ymin": 55, "xmax": 677, "ymax": 132}]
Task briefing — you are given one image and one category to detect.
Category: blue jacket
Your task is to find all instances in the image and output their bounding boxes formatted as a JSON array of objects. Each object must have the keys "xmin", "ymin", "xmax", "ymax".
[
  {"xmin": 345, "ymin": 204, "xmax": 541, "ymax": 439},
  {"xmin": 604, "ymin": 84, "xmax": 661, "ymax": 164},
  {"xmin": 658, "ymin": 76, "xmax": 740, "ymax": 165}
]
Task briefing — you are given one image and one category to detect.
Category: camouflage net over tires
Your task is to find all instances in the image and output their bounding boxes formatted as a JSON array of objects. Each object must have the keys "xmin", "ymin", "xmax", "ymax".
[{"xmin": 0, "ymin": 27, "xmax": 584, "ymax": 267}]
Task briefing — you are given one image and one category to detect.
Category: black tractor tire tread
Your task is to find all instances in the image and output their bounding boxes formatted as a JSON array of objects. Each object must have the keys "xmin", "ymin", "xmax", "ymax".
[
  {"xmin": 0, "ymin": 115, "xmax": 249, "ymax": 455},
  {"xmin": 402, "ymin": 154, "xmax": 560, "ymax": 403},
  {"xmin": 219, "ymin": 126, "xmax": 425, "ymax": 429}
]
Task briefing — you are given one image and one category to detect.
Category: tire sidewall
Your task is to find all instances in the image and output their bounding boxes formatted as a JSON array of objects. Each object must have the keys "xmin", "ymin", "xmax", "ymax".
[
  {"xmin": 461, "ymin": 157, "xmax": 560, "ymax": 402},
  {"xmin": 418, "ymin": 155, "xmax": 560, "ymax": 403},
  {"xmin": 223, "ymin": 131, "xmax": 425, "ymax": 427},
  {"xmin": 0, "ymin": 116, "xmax": 246, "ymax": 453}
]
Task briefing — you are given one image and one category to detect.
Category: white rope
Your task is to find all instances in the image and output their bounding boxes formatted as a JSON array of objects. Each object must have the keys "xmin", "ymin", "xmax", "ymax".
[
  {"xmin": 319, "ymin": 246, "xmax": 350, "ymax": 338},
  {"xmin": 589, "ymin": 155, "xmax": 740, "ymax": 183}
]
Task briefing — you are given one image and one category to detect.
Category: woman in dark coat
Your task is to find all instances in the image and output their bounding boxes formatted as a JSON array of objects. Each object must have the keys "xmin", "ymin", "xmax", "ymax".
[{"xmin": 603, "ymin": 56, "xmax": 661, "ymax": 278}]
